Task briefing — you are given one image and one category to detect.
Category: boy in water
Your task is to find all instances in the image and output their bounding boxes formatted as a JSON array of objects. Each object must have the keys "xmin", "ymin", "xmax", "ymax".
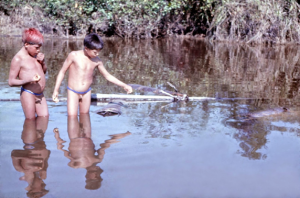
[
  {"xmin": 52, "ymin": 33, "xmax": 132, "ymax": 115},
  {"xmin": 8, "ymin": 28, "xmax": 48, "ymax": 119}
]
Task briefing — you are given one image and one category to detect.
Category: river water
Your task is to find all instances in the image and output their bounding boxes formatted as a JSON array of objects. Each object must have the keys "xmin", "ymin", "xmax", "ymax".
[{"xmin": 1, "ymin": 37, "xmax": 300, "ymax": 198}]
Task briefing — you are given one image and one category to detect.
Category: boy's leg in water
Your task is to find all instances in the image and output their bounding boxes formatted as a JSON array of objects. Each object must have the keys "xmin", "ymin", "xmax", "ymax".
[
  {"xmin": 79, "ymin": 113, "xmax": 91, "ymax": 137},
  {"xmin": 20, "ymin": 91, "xmax": 37, "ymax": 119},
  {"xmin": 67, "ymin": 115, "xmax": 80, "ymax": 139},
  {"xmin": 79, "ymin": 91, "xmax": 91, "ymax": 114},
  {"xmin": 35, "ymin": 95, "xmax": 49, "ymax": 117},
  {"xmin": 35, "ymin": 116, "xmax": 49, "ymax": 132},
  {"xmin": 67, "ymin": 89, "xmax": 80, "ymax": 116}
]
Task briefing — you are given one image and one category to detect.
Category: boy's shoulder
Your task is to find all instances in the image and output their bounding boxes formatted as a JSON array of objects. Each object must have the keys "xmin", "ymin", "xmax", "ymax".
[
  {"xmin": 69, "ymin": 50, "xmax": 83, "ymax": 56},
  {"xmin": 67, "ymin": 50, "xmax": 84, "ymax": 61},
  {"xmin": 11, "ymin": 50, "xmax": 28, "ymax": 65}
]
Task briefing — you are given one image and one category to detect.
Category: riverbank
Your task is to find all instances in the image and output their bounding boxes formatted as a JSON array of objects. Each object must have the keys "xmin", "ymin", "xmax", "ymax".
[
  {"xmin": 1, "ymin": 0, "xmax": 300, "ymax": 44},
  {"xmin": 0, "ymin": 28, "xmax": 206, "ymax": 41}
]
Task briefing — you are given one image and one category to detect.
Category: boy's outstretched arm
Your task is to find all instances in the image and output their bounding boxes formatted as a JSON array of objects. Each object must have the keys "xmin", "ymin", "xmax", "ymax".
[
  {"xmin": 8, "ymin": 58, "xmax": 39, "ymax": 86},
  {"xmin": 52, "ymin": 53, "xmax": 73, "ymax": 101},
  {"xmin": 97, "ymin": 62, "xmax": 133, "ymax": 94}
]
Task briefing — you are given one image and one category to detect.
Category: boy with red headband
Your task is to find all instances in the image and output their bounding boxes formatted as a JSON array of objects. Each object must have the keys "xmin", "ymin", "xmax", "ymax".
[{"xmin": 8, "ymin": 28, "xmax": 48, "ymax": 119}]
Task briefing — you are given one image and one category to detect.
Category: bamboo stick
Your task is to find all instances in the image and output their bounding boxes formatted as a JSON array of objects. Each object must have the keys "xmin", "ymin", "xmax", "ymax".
[
  {"xmin": 91, "ymin": 94, "xmax": 174, "ymax": 101},
  {"xmin": 0, "ymin": 94, "xmax": 250, "ymax": 102}
]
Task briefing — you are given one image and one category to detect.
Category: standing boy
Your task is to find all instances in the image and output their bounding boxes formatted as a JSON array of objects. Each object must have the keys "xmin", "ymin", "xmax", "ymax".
[
  {"xmin": 8, "ymin": 28, "xmax": 48, "ymax": 119},
  {"xmin": 52, "ymin": 33, "xmax": 132, "ymax": 116}
]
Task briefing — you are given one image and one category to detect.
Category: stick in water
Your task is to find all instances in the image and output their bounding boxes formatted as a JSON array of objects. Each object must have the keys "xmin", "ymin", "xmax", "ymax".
[
  {"xmin": 159, "ymin": 89, "xmax": 177, "ymax": 99},
  {"xmin": 167, "ymin": 82, "xmax": 178, "ymax": 92}
]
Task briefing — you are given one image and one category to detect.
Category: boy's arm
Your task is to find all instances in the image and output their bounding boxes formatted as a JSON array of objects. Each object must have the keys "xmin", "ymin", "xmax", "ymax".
[
  {"xmin": 97, "ymin": 62, "xmax": 133, "ymax": 93},
  {"xmin": 8, "ymin": 57, "xmax": 38, "ymax": 86},
  {"xmin": 52, "ymin": 53, "xmax": 73, "ymax": 100},
  {"xmin": 36, "ymin": 53, "xmax": 47, "ymax": 74},
  {"xmin": 53, "ymin": 128, "xmax": 70, "ymax": 157},
  {"xmin": 41, "ymin": 61, "xmax": 47, "ymax": 74}
]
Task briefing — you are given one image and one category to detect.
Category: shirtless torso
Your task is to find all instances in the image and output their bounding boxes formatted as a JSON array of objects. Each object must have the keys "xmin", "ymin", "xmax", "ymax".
[
  {"xmin": 53, "ymin": 48, "xmax": 132, "ymax": 116},
  {"xmin": 9, "ymin": 45, "xmax": 48, "ymax": 119},
  {"xmin": 16, "ymin": 49, "xmax": 46, "ymax": 93},
  {"xmin": 67, "ymin": 50, "xmax": 99, "ymax": 93}
]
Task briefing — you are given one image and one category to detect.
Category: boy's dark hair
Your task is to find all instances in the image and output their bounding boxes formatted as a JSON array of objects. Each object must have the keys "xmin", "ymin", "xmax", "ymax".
[{"xmin": 84, "ymin": 33, "xmax": 104, "ymax": 50}]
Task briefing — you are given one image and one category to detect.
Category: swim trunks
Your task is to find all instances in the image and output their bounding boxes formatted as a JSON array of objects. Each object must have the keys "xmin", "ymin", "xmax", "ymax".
[
  {"xmin": 21, "ymin": 87, "xmax": 43, "ymax": 96},
  {"xmin": 67, "ymin": 86, "xmax": 92, "ymax": 94}
]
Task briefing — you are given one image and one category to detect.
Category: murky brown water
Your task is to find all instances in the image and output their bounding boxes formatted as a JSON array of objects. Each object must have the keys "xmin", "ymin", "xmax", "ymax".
[{"xmin": 1, "ymin": 37, "xmax": 300, "ymax": 198}]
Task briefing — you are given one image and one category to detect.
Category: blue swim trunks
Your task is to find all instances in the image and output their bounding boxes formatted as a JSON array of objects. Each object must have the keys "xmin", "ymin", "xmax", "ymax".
[
  {"xmin": 21, "ymin": 87, "xmax": 43, "ymax": 96},
  {"xmin": 67, "ymin": 86, "xmax": 91, "ymax": 94}
]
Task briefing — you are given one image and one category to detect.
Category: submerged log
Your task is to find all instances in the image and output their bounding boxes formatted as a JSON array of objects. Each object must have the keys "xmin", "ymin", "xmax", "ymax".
[
  {"xmin": 246, "ymin": 107, "xmax": 288, "ymax": 119},
  {"xmin": 96, "ymin": 101, "xmax": 126, "ymax": 117}
]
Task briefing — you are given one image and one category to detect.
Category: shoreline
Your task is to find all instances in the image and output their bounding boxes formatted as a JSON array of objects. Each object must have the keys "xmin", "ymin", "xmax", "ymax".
[{"xmin": 0, "ymin": 33, "xmax": 206, "ymax": 41}]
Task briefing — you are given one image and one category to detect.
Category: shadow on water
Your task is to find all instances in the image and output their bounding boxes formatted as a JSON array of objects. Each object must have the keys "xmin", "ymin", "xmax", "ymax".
[
  {"xmin": 11, "ymin": 116, "xmax": 50, "ymax": 198},
  {"xmin": 53, "ymin": 114, "xmax": 131, "ymax": 190}
]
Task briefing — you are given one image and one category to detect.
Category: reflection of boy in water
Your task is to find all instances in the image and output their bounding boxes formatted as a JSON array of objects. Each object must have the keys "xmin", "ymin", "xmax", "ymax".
[
  {"xmin": 53, "ymin": 113, "xmax": 131, "ymax": 190},
  {"xmin": 11, "ymin": 117, "xmax": 50, "ymax": 198}
]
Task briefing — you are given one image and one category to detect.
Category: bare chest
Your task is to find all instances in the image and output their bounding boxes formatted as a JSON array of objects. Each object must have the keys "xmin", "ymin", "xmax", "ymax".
[
  {"xmin": 71, "ymin": 61, "xmax": 97, "ymax": 73},
  {"xmin": 20, "ymin": 58, "xmax": 42, "ymax": 72}
]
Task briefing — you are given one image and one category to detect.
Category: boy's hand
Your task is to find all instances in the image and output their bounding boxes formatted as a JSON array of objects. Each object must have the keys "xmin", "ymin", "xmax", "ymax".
[
  {"xmin": 36, "ymin": 53, "xmax": 45, "ymax": 64},
  {"xmin": 33, "ymin": 74, "xmax": 41, "ymax": 82},
  {"xmin": 52, "ymin": 91, "xmax": 59, "ymax": 103},
  {"xmin": 124, "ymin": 85, "xmax": 133, "ymax": 94}
]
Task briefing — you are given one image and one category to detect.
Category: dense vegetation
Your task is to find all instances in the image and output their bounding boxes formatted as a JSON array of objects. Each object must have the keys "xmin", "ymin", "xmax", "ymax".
[{"xmin": 1, "ymin": 0, "xmax": 300, "ymax": 44}]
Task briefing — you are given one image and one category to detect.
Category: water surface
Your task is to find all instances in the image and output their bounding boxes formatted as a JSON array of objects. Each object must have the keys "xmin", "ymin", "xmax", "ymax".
[{"xmin": 1, "ymin": 37, "xmax": 300, "ymax": 198}]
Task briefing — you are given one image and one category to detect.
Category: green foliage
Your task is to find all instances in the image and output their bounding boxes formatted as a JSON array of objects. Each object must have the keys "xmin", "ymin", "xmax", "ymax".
[
  {"xmin": 1, "ymin": 0, "xmax": 300, "ymax": 43},
  {"xmin": 146, "ymin": 0, "xmax": 221, "ymax": 37},
  {"xmin": 0, "ymin": 0, "xmax": 25, "ymax": 14},
  {"xmin": 0, "ymin": 0, "xmax": 209, "ymax": 38},
  {"xmin": 102, "ymin": 0, "xmax": 183, "ymax": 38},
  {"xmin": 26, "ymin": 0, "xmax": 107, "ymax": 34},
  {"xmin": 0, "ymin": 0, "xmax": 187, "ymax": 37},
  {"xmin": 207, "ymin": 0, "xmax": 300, "ymax": 44}
]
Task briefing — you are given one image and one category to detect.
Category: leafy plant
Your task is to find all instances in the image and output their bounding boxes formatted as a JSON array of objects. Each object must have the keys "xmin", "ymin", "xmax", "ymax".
[
  {"xmin": 1, "ymin": 0, "xmax": 300, "ymax": 44},
  {"xmin": 207, "ymin": 0, "xmax": 300, "ymax": 44}
]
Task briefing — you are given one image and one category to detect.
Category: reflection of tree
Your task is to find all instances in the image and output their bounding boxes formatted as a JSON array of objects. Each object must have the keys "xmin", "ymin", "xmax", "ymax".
[
  {"xmin": 211, "ymin": 43, "xmax": 300, "ymax": 106},
  {"xmin": 128, "ymin": 101, "xmax": 211, "ymax": 140},
  {"xmin": 222, "ymin": 100, "xmax": 271, "ymax": 160},
  {"xmin": 226, "ymin": 118, "xmax": 268, "ymax": 160},
  {"xmin": 3, "ymin": 37, "xmax": 300, "ymax": 107},
  {"xmin": 98, "ymin": 39, "xmax": 300, "ymax": 107},
  {"xmin": 222, "ymin": 95, "xmax": 300, "ymax": 160},
  {"xmin": 53, "ymin": 113, "xmax": 131, "ymax": 190},
  {"xmin": 11, "ymin": 116, "xmax": 50, "ymax": 198}
]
